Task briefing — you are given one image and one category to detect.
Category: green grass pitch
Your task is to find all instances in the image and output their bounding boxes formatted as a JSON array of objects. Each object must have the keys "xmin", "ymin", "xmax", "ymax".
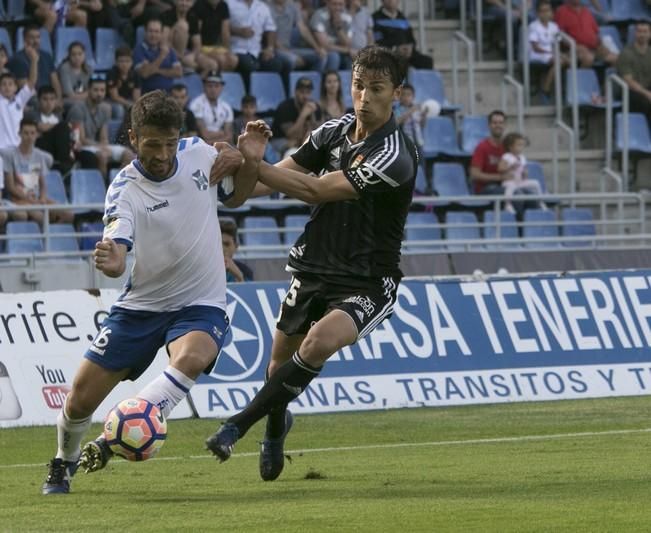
[{"xmin": 1, "ymin": 396, "xmax": 651, "ymax": 532}]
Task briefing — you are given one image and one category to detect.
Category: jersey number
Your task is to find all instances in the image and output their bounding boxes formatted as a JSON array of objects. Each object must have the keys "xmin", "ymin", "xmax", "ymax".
[{"xmin": 285, "ymin": 278, "xmax": 302, "ymax": 307}]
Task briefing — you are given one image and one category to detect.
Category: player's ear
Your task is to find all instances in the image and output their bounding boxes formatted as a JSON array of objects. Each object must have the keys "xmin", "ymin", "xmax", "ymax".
[
  {"xmin": 393, "ymin": 84, "xmax": 402, "ymax": 102},
  {"xmin": 127, "ymin": 129, "xmax": 137, "ymax": 150}
]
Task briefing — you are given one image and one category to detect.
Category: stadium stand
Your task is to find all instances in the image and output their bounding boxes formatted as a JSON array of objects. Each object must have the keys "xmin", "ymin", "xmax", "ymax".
[
  {"xmin": 6, "ymin": 222, "xmax": 43, "ymax": 254},
  {"xmin": 250, "ymin": 72, "xmax": 286, "ymax": 114},
  {"xmin": 45, "ymin": 170, "xmax": 69, "ymax": 205},
  {"xmin": 54, "ymin": 27, "xmax": 94, "ymax": 68},
  {"xmin": 483, "ymin": 209, "xmax": 519, "ymax": 250},
  {"xmin": 522, "ymin": 209, "xmax": 560, "ymax": 249}
]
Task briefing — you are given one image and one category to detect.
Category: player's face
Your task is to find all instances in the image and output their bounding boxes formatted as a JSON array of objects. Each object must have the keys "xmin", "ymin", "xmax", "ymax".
[
  {"xmin": 489, "ymin": 114, "xmax": 505, "ymax": 139},
  {"xmin": 221, "ymin": 233, "xmax": 237, "ymax": 258},
  {"xmin": 351, "ymin": 67, "xmax": 399, "ymax": 129},
  {"xmin": 129, "ymin": 126, "xmax": 180, "ymax": 178},
  {"xmin": 0, "ymin": 76, "xmax": 17, "ymax": 99},
  {"xmin": 19, "ymin": 124, "xmax": 38, "ymax": 147}
]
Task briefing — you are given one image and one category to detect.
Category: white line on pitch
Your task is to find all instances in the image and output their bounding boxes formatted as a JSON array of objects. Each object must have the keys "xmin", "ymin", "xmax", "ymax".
[{"xmin": 3, "ymin": 427, "xmax": 650, "ymax": 469}]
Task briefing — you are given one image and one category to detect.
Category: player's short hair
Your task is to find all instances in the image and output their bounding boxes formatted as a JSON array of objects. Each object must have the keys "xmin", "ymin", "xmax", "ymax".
[
  {"xmin": 352, "ymin": 45, "xmax": 408, "ymax": 88},
  {"xmin": 241, "ymin": 95, "xmax": 257, "ymax": 106},
  {"xmin": 131, "ymin": 90, "xmax": 184, "ymax": 134},
  {"xmin": 503, "ymin": 132, "xmax": 526, "ymax": 151},
  {"xmin": 220, "ymin": 218, "xmax": 239, "ymax": 243},
  {"xmin": 37, "ymin": 85, "xmax": 56, "ymax": 98},
  {"xmin": 488, "ymin": 110, "xmax": 506, "ymax": 122},
  {"xmin": 20, "ymin": 117, "xmax": 38, "ymax": 130}
]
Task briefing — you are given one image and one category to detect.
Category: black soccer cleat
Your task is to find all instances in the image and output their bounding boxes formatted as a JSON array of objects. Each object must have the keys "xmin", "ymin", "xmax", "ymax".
[
  {"xmin": 42, "ymin": 458, "xmax": 79, "ymax": 495},
  {"xmin": 259, "ymin": 410, "xmax": 294, "ymax": 482},
  {"xmin": 79, "ymin": 436, "xmax": 113, "ymax": 473},
  {"xmin": 206, "ymin": 422, "xmax": 240, "ymax": 462}
]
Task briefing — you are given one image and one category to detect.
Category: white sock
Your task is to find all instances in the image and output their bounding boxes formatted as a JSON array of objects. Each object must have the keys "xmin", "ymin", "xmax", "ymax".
[
  {"xmin": 136, "ymin": 366, "xmax": 195, "ymax": 419},
  {"xmin": 56, "ymin": 408, "xmax": 91, "ymax": 462}
]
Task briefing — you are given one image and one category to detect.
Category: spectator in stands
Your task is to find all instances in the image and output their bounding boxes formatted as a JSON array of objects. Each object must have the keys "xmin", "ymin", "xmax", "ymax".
[
  {"xmin": 233, "ymin": 94, "xmax": 260, "ymax": 140},
  {"xmin": 529, "ymin": 0, "xmax": 567, "ymax": 104},
  {"xmin": 170, "ymin": 83, "xmax": 199, "ymax": 137},
  {"xmin": 372, "ymin": 0, "xmax": 433, "ymax": 69},
  {"xmin": 348, "ymin": 0, "xmax": 374, "ymax": 54},
  {"xmin": 320, "ymin": 70, "xmax": 346, "ymax": 121},
  {"xmin": 67, "ymin": 76, "xmax": 135, "ymax": 179},
  {"xmin": 220, "ymin": 218, "xmax": 254, "ymax": 282},
  {"xmin": 189, "ymin": 71, "xmax": 234, "ymax": 143},
  {"xmin": 3, "ymin": 118, "xmax": 73, "ymax": 225},
  {"xmin": 26, "ymin": 0, "xmax": 90, "ymax": 34},
  {"xmin": 268, "ymin": 0, "xmax": 324, "ymax": 72},
  {"xmin": 107, "ymin": 46, "xmax": 141, "ymax": 121},
  {"xmin": 311, "ymin": 0, "xmax": 354, "ymax": 71},
  {"xmin": 271, "ymin": 76, "xmax": 321, "ymax": 155},
  {"xmin": 0, "ymin": 55, "xmax": 38, "ymax": 152},
  {"xmin": 8, "ymin": 23, "xmax": 62, "ymax": 99},
  {"xmin": 0, "ymin": 155, "xmax": 8, "ymax": 232},
  {"xmin": 133, "ymin": 17, "xmax": 183, "ymax": 94},
  {"xmin": 554, "ymin": 0, "xmax": 617, "ymax": 67},
  {"xmin": 497, "ymin": 132, "xmax": 546, "ymax": 213},
  {"xmin": 162, "ymin": 0, "xmax": 220, "ymax": 76},
  {"xmin": 470, "ymin": 110, "xmax": 507, "ymax": 195},
  {"xmin": 394, "ymin": 83, "xmax": 425, "ymax": 149},
  {"xmin": 30, "ymin": 85, "xmax": 76, "ymax": 176},
  {"xmin": 227, "ymin": 0, "xmax": 291, "ymax": 91},
  {"xmin": 191, "ymin": 0, "xmax": 239, "ymax": 72},
  {"xmin": 58, "ymin": 41, "xmax": 93, "ymax": 108},
  {"xmin": 617, "ymin": 22, "xmax": 651, "ymax": 118},
  {"xmin": 0, "ymin": 44, "xmax": 9, "ymax": 75}
]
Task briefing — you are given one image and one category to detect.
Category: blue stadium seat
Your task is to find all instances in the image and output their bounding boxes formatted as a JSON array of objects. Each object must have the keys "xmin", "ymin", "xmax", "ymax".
[
  {"xmin": 16, "ymin": 26, "xmax": 52, "ymax": 55},
  {"xmin": 404, "ymin": 212, "xmax": 443, "ymax": 252},
  {"xmin": 522, "ymin": 209, "xmax": 560, "ymax": 248},
  {"xmin": 70, "ymin": 169, "xmax": 106, "ymax": 213},
  {"xmin": 264, "ymin": 143, "xmax": 281, "ymax": 164},
  {"xmin": 414, "ymin": 164, "xmax": 429, "ymax": 194},
  {"xmin": 565, "ymin": 69, "xmax": 615, "ymax": 109},
  {"xmin": 250, "ymin": 72, "xmax": 286, "ymax": 114},
  {"xmin": 174, "ymin": 73, "xmax": 203, "ymax": 104},
  {"xmin": 444, "ymin": 212, "xmax": 481, "ymax": 251},
  {"xmin": 107, "ymin": 119, "xmax": 122, "ymax": 143},
  {"xmin": 47, "ymin": 223, "xmax": 80, "ymax": 252},
  {"xmin": 6, "ymin": 221, "xmax": 43, "ymax": 254},
  {"xmin": 422, "ymin": 116, "xmax": 467, "ymax": 159},
  {"xmin": 408, "ymin": 69, "xmax": 461, "ymax": 113},
  {"xmin": 135, "ymin": 26, "xmax": 145, "ymax": 49},
  {"xmin": 95, "ymin": 28, "xmax": 125, "ymax": 71},
  {"xmin": 525, "ymin": 161, "xmax": 548, "ymax": 193},
  {"xmin": 610, "ymin": 0, "xmax": 651, "ymax": 22},
  {"xmin": 561, "ymin": 208, "xmax": 596, "ymax": 247},
  {"xmin": 289, "ymin": 70, "xmax": 321, "ymax": 100},
  {"xmin": 55, "ymin": 27, "xmax": 94, "ymax": 68},
  {"xmin": 241, "ymin": 216, "xmax": 283, "ymax": 257},
  {"xmin": 7, "ymin": 0, "xmax": 27, "ymax": 21},
  {"xmin": 108, "ymin": 168, "xmax": 121, "ymax": 183},
  {"xmin": 338, "ymin": 69, "xmax": 353, "ymax": 109},
  {"xmin": 283, "ymin": 214, "xmax": 309, "ymax": 244},
  {"xmin": 483, "ymin": 210, "xmax": 519, "ymax": 249},
  {"xmin": 79, "ymin": 222, "xmax": 104, "ymax": 250},
  {"xmin": 616, "ymin": 112, "xmax": 651, "ymax": 153},
  {"xmin": 45, "ymin": 170, "xmax": 68, "ymax": 204},
  {"xmin": 433, "ymin": 162, "xmax": 490, "ymax": 207},
  {"xmin": 0, "ymin": 28, "xmax": 13, "ymax": 56},
  {"xmin": 626, "ymin": 23, "xmax": 636, "ymax": 45},
  {"xmin": 599, "ymin": 26, "xmax": 623, "ymax": 53},
  {"xmin": 461, "ymin": 115, "xmax": 489, "ymax": 155},
  {"xmin": 221, "ymin": 72, "xmax": 246, "ymax": 112}
]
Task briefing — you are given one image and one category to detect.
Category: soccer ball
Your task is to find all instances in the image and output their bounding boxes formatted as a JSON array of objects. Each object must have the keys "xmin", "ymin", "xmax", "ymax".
[
  {"xmin": 421, "ymin": 98, "xmax": 441, "ymax": 118},
  {"xmin": 103, "ymin": 398, "xmax": 167, "ymax": 461}
]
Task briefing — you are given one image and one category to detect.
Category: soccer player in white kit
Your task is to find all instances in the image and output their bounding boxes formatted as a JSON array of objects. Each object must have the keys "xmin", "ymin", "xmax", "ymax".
[{"xmin": 42, "ymin": 90, "xmax": 259, "ymax": 495}]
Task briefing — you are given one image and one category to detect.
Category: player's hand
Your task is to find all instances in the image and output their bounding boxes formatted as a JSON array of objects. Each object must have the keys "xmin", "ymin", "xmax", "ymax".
[
  {"xmin": 210, "ymin": 142, "xmax": 243, "ymax": 185},
  {"xmin": 301, "ymin": 101, "xmax": 318, "ymax": 117},
  {"xmin": 93, "ymin": 238, "xmax": 124, "ymax": 277},
  {"xmin": 25, "ymin": 45, "xmax": 39, "ymax": 62},
  {"xmin": 237, "ymin": 120, "xmax": 271, "ymax": 163}
]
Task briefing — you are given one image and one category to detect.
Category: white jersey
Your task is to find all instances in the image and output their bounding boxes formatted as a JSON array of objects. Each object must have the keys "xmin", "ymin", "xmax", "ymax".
[{"xmin": 103, "ymin": 136, "xmax": 227, "ymax": 312}]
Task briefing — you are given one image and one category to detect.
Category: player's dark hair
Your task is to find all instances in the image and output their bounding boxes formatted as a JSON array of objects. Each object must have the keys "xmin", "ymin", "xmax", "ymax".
[
  {"xmin": 220, "ymin": 218, "xmax": 239, "ymax": 244},
  {"xmin": 37, "ymin": 85, "xmax": 56, "ymax": 98},
  {"xmin": 131, "ymin": 90, "xmax": 184, "ymax": 134},
  {"xmin": 352, "ymin": 45, "xmax": 407, "ymax": 88},
  {"xmin": 20, "ymin": 117, "xmax": 38, "ymax": 130},
  {"xmin": 0, "ymin": 72, "xmax": 16, "ymax": 85},
  {"xmin": 241, "ymin": 95, "xmax": 257, "ymax": 106},
  {"xmin": 503, "ymin": 132, "xmax": 525, "ymax": 151},
  {"xmin": 488, "ymin": 110, "xmax": 506, "ymax": 122}
]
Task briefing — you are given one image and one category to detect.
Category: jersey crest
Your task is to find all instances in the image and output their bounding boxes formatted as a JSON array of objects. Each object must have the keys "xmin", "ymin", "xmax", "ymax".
[{"xmin": 192, "ymin": 169, "xmax": 209, "ymax": 190}]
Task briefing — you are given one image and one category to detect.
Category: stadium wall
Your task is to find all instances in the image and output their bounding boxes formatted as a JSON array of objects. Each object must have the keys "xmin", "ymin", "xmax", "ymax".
[{"xmin": 2, "ymin": 269, "xmax": 651, "ymax": 427}]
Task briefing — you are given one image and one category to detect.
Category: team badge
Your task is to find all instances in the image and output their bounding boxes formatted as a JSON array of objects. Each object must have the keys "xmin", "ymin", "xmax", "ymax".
[{"xmin": 192, "ymin": 169, "xmax": 209, "ymax": 190}]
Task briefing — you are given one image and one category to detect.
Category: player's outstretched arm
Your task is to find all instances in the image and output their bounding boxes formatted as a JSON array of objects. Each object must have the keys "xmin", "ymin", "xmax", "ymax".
[{"xmin": 93, "ymin": 238, "xmax": 128, "ymax": 278}]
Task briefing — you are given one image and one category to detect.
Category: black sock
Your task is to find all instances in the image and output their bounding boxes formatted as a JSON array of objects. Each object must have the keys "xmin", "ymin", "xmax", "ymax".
[
  {"xmin": 264, "ymin": 365, "xmax": 287, "ymax": 440},
  {"xmin": 228, "ymin": 352, "xmax": 321, "ymax": 437}
]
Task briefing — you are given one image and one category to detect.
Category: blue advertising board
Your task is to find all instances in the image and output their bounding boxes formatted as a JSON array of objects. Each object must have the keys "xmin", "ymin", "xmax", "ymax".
[{"xmin": 191, "ymin": 270, "xmax": 651, "ymax": 417}]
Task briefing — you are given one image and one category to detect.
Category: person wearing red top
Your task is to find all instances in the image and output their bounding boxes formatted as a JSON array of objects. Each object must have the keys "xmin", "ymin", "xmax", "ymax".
[
  {"xmin": 554, "ymin": 0, "xmax": 617, "ymax": 67},
  {"xmin": 470, "ymin": 110, "xmax": 506, "ymax": 195}
]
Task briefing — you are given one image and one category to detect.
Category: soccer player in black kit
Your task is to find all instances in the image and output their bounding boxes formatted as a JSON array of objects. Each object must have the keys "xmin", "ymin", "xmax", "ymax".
[{"xmin": 206, "ymin": 45, "xmax": 419, "ymax": 480}]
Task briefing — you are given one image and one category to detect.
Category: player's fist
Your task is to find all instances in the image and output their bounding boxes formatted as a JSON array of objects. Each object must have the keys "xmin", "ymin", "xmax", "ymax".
[
  {"xmin": 210, "ymin": 142, "xmax": 244, "ymax": 186},
  {"xmin": 93, "ymin": 238, "xmax": 125, "ymax": 278}
]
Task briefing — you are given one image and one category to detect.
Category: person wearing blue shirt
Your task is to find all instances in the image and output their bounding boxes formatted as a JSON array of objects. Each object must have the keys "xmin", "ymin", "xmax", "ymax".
[{"xmin": 133, "ymin": 17, "xmax": 183, "ymax": 94}]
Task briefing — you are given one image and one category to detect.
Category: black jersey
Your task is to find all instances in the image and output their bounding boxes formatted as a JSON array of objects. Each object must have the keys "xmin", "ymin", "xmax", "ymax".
[{"xmin": 289, "ymin": 113, "xmax": 418, "ymax": 279}]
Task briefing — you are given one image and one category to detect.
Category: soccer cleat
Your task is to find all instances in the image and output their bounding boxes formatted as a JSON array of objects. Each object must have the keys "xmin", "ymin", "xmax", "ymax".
[
  {"xmin": 78, "ymin": 436, "xmax": 113, "ymax": 473},
  {"xmin": 205, "ymin": 422, "xmax": 240, "ymax": 462},
  {"xmin": 41, "ymin": 458, "xmax": 79, "ymax": 495},
  {"xmin": 259, "ymin": 410, "xmax": 294, "ymax": 482}
]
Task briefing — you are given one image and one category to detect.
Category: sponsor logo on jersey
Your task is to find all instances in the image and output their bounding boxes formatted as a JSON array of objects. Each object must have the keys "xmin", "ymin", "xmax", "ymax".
[{"xmin": 146, "ymin": 200, "xmax": 170, "ymax": 213}]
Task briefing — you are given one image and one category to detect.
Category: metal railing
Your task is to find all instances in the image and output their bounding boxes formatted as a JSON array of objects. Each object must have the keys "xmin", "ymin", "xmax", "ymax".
[
  {"xmin": 501, "ymin": 75, "xmax": 525, "ymax": 134},
  {"xmin": 605, "ymin": 73, "xmax": 630, "ymax": 192},
  {"xmin": 552, "ymin": 121, "xmax": 576, "ymax": 199},
  {"xmin": 520, "ymin": 0, "xmax": 531, "ymax": 107},
  {"xmin": 451, "ymin": 30, "xmax": 476, "ymax": 116},
  {"xmin": 554, "ymin": 32, "xmax": 579, "ymax": 147}
]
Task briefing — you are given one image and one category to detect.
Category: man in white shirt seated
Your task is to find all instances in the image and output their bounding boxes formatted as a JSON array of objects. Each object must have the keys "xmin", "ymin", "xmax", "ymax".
[{"xmin": 189, "ymin": 70, "xmax": 234, "ymax": 143}]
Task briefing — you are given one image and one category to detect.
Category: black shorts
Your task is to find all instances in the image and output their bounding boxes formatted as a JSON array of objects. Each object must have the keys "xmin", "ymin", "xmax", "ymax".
[{"xmin": 276, "ymin": 272, "xmax": 400, "ymax": 340}]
